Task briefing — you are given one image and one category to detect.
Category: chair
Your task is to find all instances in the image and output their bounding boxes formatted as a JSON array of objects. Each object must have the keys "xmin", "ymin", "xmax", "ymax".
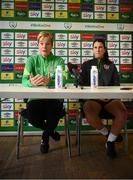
[
  {"xmin": 16, "ymin": 100, "xmax": 132, "ymax": 159},
  {"xmin": 16, "ymin": 100, "xmax": 76, "ymax": 159},
  {"xmin": 65, "ymin": 102, "xmax": 132, "ymax": 157},
  {"xmin": 64, "ymin": 109, "xmax": 81, "ymax": 158}
]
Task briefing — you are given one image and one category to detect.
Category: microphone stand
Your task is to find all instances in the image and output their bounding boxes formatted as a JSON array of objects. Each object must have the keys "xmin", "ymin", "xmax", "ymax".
[{"xmin": 74, "ymin": 76, "xmax": 79, "ymax": 88}]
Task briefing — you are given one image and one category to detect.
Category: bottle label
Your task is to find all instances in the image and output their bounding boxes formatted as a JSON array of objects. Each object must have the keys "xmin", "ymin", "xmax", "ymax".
[
  {"xmin": 55, "ymin": 67, "xmax": 63, "ymax": 89},
  {"xmin": 91, "ymin": 67, "xmax": 98, "ymax": 88}
]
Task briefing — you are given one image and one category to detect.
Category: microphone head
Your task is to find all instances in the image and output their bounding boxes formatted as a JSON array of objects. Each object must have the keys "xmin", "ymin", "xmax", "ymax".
[{"xmin": 67, "ymin": 62, "xmax": 78, "ymax": 74}]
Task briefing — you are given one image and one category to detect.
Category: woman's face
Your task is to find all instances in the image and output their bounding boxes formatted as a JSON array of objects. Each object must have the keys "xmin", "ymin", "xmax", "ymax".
[
  {"xmin": 93, "ymin": 41, "xmax": 106, "ymax": 59},
  {"xmin": 38, "ymin": 36, "xmax": 53, "ymax": 57}
]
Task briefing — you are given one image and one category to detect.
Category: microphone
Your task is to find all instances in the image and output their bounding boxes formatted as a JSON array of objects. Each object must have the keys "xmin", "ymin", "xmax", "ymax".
[
  {"xmin": 67, "ymin": 62, "xmax": 79, "ymax": 78},
  {"xmin": 67, "ymin": 62, "xmax": 80, "ymax": 87}
]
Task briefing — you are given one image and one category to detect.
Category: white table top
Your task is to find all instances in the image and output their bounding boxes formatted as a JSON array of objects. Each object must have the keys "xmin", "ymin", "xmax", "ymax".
[{"xmin": 0, "ymin": 84, "xmax": 133, "ymax": 99}]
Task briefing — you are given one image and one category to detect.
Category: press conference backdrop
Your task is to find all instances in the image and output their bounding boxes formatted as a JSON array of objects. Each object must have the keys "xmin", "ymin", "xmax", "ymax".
[{"xmin": 0, "ymin": 0, "xmax": 133, "ymax": 134}]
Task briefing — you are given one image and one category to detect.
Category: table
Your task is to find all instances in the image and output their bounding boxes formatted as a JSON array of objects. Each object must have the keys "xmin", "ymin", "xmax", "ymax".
[
  {"xmin": 0, "ymin": 84, "xmax": 133, "ymax": 99},
  {"xmin": 0, "ymin": 84, "xmax": 133, "ymax": 158}
]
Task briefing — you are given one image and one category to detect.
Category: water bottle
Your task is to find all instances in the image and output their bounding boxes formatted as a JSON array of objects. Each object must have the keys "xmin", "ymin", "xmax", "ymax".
[
  {"xmin": 55, "ymin": 65, "xmax": 63, "ymax": 89},
  {"xmin": 90, "ymin": 66, "xmax": 98, "ymax": 88}
]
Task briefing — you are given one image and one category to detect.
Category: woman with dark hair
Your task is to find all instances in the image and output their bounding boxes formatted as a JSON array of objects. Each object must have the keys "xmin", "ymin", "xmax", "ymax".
[{"xmin": 79, "ymin": 39, "xmax": 127, "ymax": 159}]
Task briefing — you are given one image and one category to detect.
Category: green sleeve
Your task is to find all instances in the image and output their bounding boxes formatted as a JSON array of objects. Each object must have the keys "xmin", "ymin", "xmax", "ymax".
[{"xmin": 22, "ymin": 57, "xmax": 33, "ymax": 87}]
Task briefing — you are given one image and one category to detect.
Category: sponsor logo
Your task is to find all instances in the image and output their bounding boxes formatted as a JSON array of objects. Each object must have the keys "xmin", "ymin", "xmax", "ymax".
[
  {"xmin": 1, "ymin": 103, "xmax": 14, "ymax": 111},
  {"xmin": 107, "ymin": 34, "xmax": 119, "ymax": 41},
  {"xmin": 29, "ymin": 2, "xmax": 41, "ymax": 10},
  {"xmin": 55, "ymin": 49, "xmax": 67, "ymax": 56},
  {"xmin": 107, "ymin": 42, "xmax": 119, "ymax": 49},
  {"xmin": 120, "ymin": 58, "xmax": 132, "ymax": 64},
  {"xmin": 69, "ymin": 41, "xmax": 80, "ymax": 48},
  {"xmin": 1, "ymin": 32, "xmax": 14, "ymax": 39},
  {"xmin": 56, "ymin": 4, "xmax": 67, "ymax": 10},
  {"xmin": 9, "ymin": 21, "xmax": 17, "ymax": 29},
  {"xmin": 107, "ymin": 13, "xmax": 119, "ymax": 20},
  {"xmin": 95, "ymin": 13, "xmax": 106, "ymax": 19},
  {"xmin": 56, "ymin": 33, "xmax": 67, "ymax": 40},
  {"xmin": 15, "ymin": 98, "xmax": 24, "ymax": 102},
  {"xmin": 69, "ymin": 57, "xmax": 80, "ymax": 62},
  {"xmin": 121, "ymin": 73, "xmax": 131, "ymax": 79},
  {"xmin": 28, "ymin": 32, "xmax": 38, "ymax": 40},
  {"xmin": 15, "ymin": 41, "xmax": 27, "ymax": 47},
  {"xmin": 1, "ymin": 2, "xmax": 14, "ymax": 9},
  {"xmin": 69, "ymin": 0, "xmax": 80, "ymax": 2},
  {"xmin": 2, "ymin": 10, "xmax": 14, "ymax": 17},
  {"xmin": 120, "ymin": 5, "xmax": 131, "ymax": 13},
  {"xmin": 15, "ymin": 33, "xmax": 27, "ymax": 39},
  {"xmin": 1, "ymin": 98, "xmax": 13, "ymax": 102},
  {"xmin": 82, "ymin": 0, "xmax": 93, "ymax": 3},
  {"xmin": 117, "ymin": 24, "xmax": 124, "ymax": 30},
  {"xmin": 82, "ymin": 49, "xmax": 93, "ymax": 56},
  {"xmin": 15, "ymin": 103, "xmax": 26, "ymax": 111},
  {"xmin": 82, "ymin": 42, "xmax": 93, "ymax": 48},
  {"xmin": 42, "ymin": 3, "xmax": 54, "ymax": 10},
  {"xmin": 81, "ymin": 5, "xmax": 93, "ymax": 11},
  {"xmin": 120, "ymin": 65, "xmax": 132, "ymax": 72},
  {"xmin": 120, "ymin": 13, "xmax": 130, "ymax": 19},
  {"xmin": 56, "ymin": 0, "xmax": 67, "ymax": 2},
  {"xmin": 1, "ymin": 40, "xmax": 14, "ymax": 47},
  {"xmin": 29, "ymin": 49, "xmax": 38, "ymax": 55},
  {"xmin": 42, "ymin": 11, "xmax": 54, "ymax": 18},
  {"xmin": 15, "ymin": 2, "xmax": 28, "ymax": 10},
  {"xmin": 120, "ymin": 50, "xmax": 132, "ymax": 56},
  {"xmin": 15, "ymin": 72, "xmax": 23, "ymax": 79},
  {"xmin": 1, "ymin": 48, "xmax": 14, "ymax": 55},
  {"xmin": 1, "ymin": 57, "xmax": 14, "ymax": 64},
  {"xmin": 120, "ymin": 34, "xmax": 131, "ymax": 41},
  {"xmin": 1, "ymin": 64, "xmax": 14, "ymax": 72},
  {"xmin": 120, "ymin": 42, "xmax": 131, "ymax": 49},
  {"xmin": 69, "ymin": 12, "xmax": 80, "ymax": 18},
  {"xmin": 95, "ymin": 5, "xmax": 106, "ymax": 11},
  {"xmin": 108, "ymin": 50, "xmax": 119, "ymax": 56},
  {"xmin": 120, "ymin": 0, "xmax": 132, "ymax": 4},
  {"xmin": 15, "ymin": 64, "xmax": 25, "ymax": 72},
  {"xmin": 56, "ymin": 11, "xmax": 68, "ymax": 18},
  {"xmin": 82, "ymin": 34, "xmax": 94, "ymax": 41},
  {"xmin": 1, "ymin": 120, "xmax": 14, "ymax": 127},
  {"xmin": 29, "ymin": 41, "xmax": 38, "ymax": 48},
  {"xmin": 109, "ymin": 57, "xmax": 119, "ymax": 64},
  {"xmin": 107, "ymin": 0, "xmax": 119, "ymax": 4},
  {"xmin": 69, "ymin": 34, "xmax": 80, "ymax": 40},
  {"xmin": 29, "ymin": 11, "xmax": 41, "ymax": 18},
  {"xmin": 68, "ymin": 4, "xmax": 80, "ymax": 11},
  {"xmin": 107, "ymin": 5, "xmax": 119, "ymax": 12},
  {"xmin": 55, "ymin": 41, "xmax": 67, "ymax": 48},
  {"xmin": 82, "ymin": 12, "xmax": 93, "ymax": 19},
  {"xmin": 64, "ymin": 23, "xmax": 72, "ymax": 29},
  {"xmin": 15, "ymin": 49, "xmax": 27, "ymax": 56},
  {"xmin": 1, "ymin": 72, "xmax": 14, "ymax": 80},
  {"xmin": 69, "ymin": 49, "xmax": 80, "ymax": 56},
  {"xmin": 15, "ymin": 57, "xmax": 26, "ymax": 64},
  {"xmin": 16, "ymin": 10, "xmax": 27, "ymax": 17},
  {"xmin": 94, "ymin": 34, "xmax": 107, "ymax": 40},
  {"xmin": 1, "ymin": 111, "xmax": 14, "ymax": 118}
]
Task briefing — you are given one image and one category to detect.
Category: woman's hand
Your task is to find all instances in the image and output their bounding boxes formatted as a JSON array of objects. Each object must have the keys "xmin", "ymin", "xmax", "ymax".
[{"xmin": 30, "ymin": 73, "xmax": 50, "ymax": 86}]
